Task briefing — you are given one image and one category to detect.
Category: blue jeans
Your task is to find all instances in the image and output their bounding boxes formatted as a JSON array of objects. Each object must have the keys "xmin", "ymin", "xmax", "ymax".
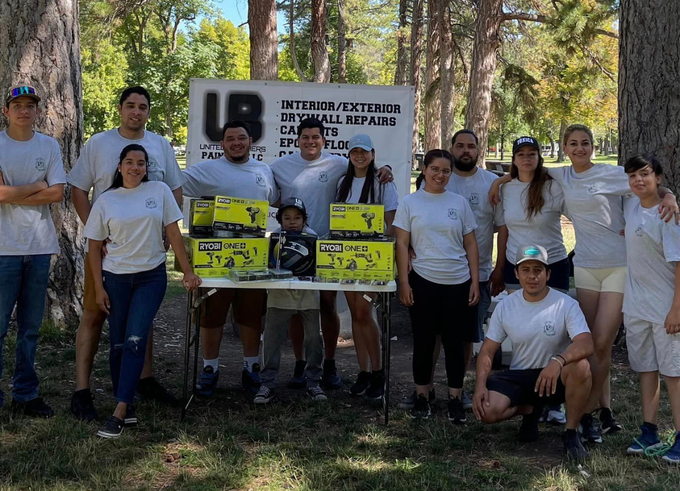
[
  {"xmin": 473, "ymin": 281, "xmax": 492, "ymax": 343},
  {"xmin": 0, "ymin": 254, "xmax": 52, "ymax": 406},
  {"xmin": 103, "ymin": 263, "xmax": 167, "ymax": 405}
]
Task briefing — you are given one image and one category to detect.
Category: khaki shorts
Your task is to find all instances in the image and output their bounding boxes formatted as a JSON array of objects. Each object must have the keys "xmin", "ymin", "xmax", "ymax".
[
  {"xmin": 625, "ymin": 314, "xmax": 680, "ymax": 377},
  {"xmin": 574, "ymin": 266, "xmax": 627, "ymax": 293},
  {"xmin": 200, "ymin": 288, "xmax": 266, "ymax": 329},
  {"xmin": 83, "ymin": 253, "xmax": 102, "ymax": 312}
]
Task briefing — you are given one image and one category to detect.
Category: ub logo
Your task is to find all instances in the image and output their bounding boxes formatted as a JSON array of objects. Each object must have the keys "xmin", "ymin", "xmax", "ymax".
[
  {"xmin": 145, "ymin": 198, "xmax": 157, "ymax": 209},
  {"xmin": 318, "ymin": 171, "xmax": 329, "ymax": 183},
  {"xmin": 447, "ymin": 208, "xmax": 458, "ymax": 220},
  {"xmin": 148, "ymin": 158, "xmax": 159, "ymax": 170},
  {"xmin": 635, "ymin": 225, "xmax": 644, "ymax": 237},
  {"xmin": 255, "ymin": 174, "xmax": 266, "ymax": 187},
  {"xmin": 586, "ymin": 184, "xmax": 599, "ymax": 194},
  {"xmin": 34, "ymin": 158, "xmax": 46, "ymax": 172},
  {"xmin": 544, "ymin": 320, "xmax": 556, "ymax": 337},
  {"xmin": 469, "ymin": 193, "xmax": 480, "ymax": 206}
]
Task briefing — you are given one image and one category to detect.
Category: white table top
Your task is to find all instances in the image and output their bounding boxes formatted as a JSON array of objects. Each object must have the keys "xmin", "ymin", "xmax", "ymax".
[{"xmin": 197, "ymin": 277, "xmax": 397, "ymax": 293}]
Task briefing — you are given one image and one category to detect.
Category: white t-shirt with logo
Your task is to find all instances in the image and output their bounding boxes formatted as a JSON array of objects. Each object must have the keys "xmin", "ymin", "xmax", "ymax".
[
  {"xmin": 336, "ymin": 175, "xmax": 399, "ymax": 211},
  {"xmin": 393, "ymin": 189, "xmax": 478, "ymax": 285},
  {"xmin": 270, "ymin": 152, "xmax": 348, "ymax": 236},
  {"xmin": 446, "ymin": 168, "xmax": 505, "ymax": 282},
  {"xmin": 501, "ymin": 178, "xmax": 568, "ymax": 264},
  {"xmin": 83, "ymin": 181, "xmax": 184, "ymax": 274},
  {"xmin": 67, "ymin": 129, "xmax": 185, "ymax": 205},
  {"xmin": 623, "ymin": 198, "xmax": 680, "ymax": 325},
  {"xmin": 547, "ymin": 164, "xmax": 630, "ymax": 268},
  {"xmin": 0, "ymin": 131, "xmax": 67, "ymax": 255},
  {"xmin": 487, "ymin": 288, "xmax": 590, "ymax": 370},
  {"xmin": 182, "ymin": 156, "xmax": 278, "ymax": 204}
]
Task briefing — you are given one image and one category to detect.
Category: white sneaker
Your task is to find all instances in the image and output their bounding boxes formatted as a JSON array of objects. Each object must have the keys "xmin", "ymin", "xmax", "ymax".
[
  {"xmin": 547, "ymin": 407, "xmax": 567, "ymax": 425},
  {"xmin": 254, "ymin": 386, "xmax": 274, "ymax": 405},
  {"xmin": 307, "ymin": 385, "xmax": 328, "ymax": 402}
]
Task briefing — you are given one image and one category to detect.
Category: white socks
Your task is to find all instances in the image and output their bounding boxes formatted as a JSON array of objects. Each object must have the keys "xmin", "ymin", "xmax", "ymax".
[
  {"xmin": 243, "ymin": 356, "xmax": 259, "ymax": 372},
  {"xmin": 203, "ymin": 358, "xmax": 219, "ymax": 371}
]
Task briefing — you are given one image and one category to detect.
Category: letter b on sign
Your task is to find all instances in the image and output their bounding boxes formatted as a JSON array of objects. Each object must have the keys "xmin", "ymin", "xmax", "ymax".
[{"xmin": 228, "ymin": 93, "xmax": 263, "ymax": 142}]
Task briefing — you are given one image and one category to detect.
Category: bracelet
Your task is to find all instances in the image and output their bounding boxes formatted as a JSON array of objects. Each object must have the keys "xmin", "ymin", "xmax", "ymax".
[
  {"xmin": 556, "ymin": 354, "xmax": 567, "ymax": 365},
  {"xmin": 550, "ymin": 356, "xmax": 564, "ymax": 369}
]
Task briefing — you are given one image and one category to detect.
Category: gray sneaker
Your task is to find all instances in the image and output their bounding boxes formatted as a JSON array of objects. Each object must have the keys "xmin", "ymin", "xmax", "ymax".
[
  {"xmin": 308, "ymin": 385, "xmax": 328, "ymax": 402},
  {"xmin": 461, "ymin": 391, "xmax": 473, "ymax": 410}
]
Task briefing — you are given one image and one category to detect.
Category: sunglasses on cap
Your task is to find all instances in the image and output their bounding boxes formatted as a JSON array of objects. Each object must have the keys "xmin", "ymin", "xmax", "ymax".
[{"xmin": 6, "ymin": 85, "xmax": 40, "ymax": 104}]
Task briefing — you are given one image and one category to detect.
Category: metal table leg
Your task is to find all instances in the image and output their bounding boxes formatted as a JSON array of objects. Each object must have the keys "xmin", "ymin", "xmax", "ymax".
[
  {"xmin": 381, "ymin": 291, "xmax": 392, "ymax": 426},
  {"xmin": 182, "ymin": 289, "xmax": 194, "ymax": 420}
]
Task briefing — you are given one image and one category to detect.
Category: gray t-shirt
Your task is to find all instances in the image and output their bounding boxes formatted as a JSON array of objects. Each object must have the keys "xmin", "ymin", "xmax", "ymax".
[
  {"xmin": 623, "ymin": 198, "xmax": 680, "ymax": 325},
  {"xmin": 393, "ymin": 189, "xmax": 478, "ymax": 285},
  {"xmin": 501, "ymin": 178, "xmax": 567, "ymax": 264},
  {"xmin": 182, "ymin": 156, "xmax": 278, "ymax": 204},
  {"xmin": 548, "ymin": 164, "xmax": 630, "ymax": 268},
  {"xmin": 270, "ymin": 152, "xmax": 348, "ymax": 236},
  {"xmin": 67, "ymin": 129, "xmax": 185, "ymax": 205},
  {"xmin": 336, "ymin": 175, "xmax": 399, "ymax": 211},
  {"xmin": 0, "ymin": 131, "xmax": 66, "ymax": 255},
  {"xmin": 83, "ymin": 181, "xmax": 184, "ymax": 274},
  {"xmin": 487, "ymin": 288, "xmax": 591, "ymax": 370},
  {"xmin": 267, "ymin": 225, "xmax": 320, "ymax": 310},
  {"xmin": 446, "ymin": 168, "xmax": 505, "ymax": 282}
]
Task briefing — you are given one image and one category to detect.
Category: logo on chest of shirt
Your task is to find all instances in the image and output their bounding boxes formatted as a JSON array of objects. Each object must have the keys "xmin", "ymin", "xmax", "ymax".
[
  {"xmin": 145, "ymin": 198, "xmax": 157, "ymax": 209},
  {"xmin": 447, "ymin": 208, "xmax": 459, "ymax": 220},
  {"xmin": 318, "ymin": 171, "xmax": 329, "ymax": 183},
  {"xmin": 34, "ymin": 158, "xmax": 46, "ymax": 172},
  {"xmin": 255, "ymin": 174, "xmax": 266, "ymax": 187},
  {"xmin": 635, "ymin": 225, "xmax": 644, "ymax": 237},
  {"xmin": 148, "ymin": 158, "xmax": 159, "ymax": 170},
  {"xmin": 543, "ymin": 320, "xmax": 556, "ymax": 337},
  {"xmin": 586, "ymin": 183, "xmax": 599, "ymax": 194},
  {"xmin": 468, "ymin": 193, "xmax": 480, "ymax": 206}
]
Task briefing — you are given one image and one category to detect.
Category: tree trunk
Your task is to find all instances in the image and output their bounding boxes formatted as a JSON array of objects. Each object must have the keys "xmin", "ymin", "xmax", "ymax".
[
  {"xmin": 424, "ymin": 0, "xmax": 441, "ymax": 151},
  {"xmin": 464, "ymin": 0, "xmax": 503, "ymax": 167},
  {"xmin": 549, "ymin": 137, "xmax": 555, "ymax": 158},
  {"xmin": 394, "ymin": 0, "xmax": 409, "ymax": 85},
  {"xmin": 311, "ymin": 0, "xmax": 331, "ymax": 83},
  {"xmin": 620, "ymin": 0, "xmax": 680, "ymax": 192},
  {"xmin": 0, "ymin": 0, "xmax": 84, "ymax": 327},
  {"xmin": 288, "ymin": 0, "xmax": 308, "ymax": 82},
  {"xmin": 439, "ymin": 0, "xmax": 454, "ymax": 148},
  {"xmin": 410, "ymin": 0, "xmax": 425, "ymax": 158},
  {"xmin": 556, "ymin": 120, "xmax": 567, "ymax": 163},
  {"xmin": 249, "ymin": 0, "xmax": 278, "ymax": 80},
  {"xmin": 337, "ymin": 0, "xmax": 347, "ymax": 83}
]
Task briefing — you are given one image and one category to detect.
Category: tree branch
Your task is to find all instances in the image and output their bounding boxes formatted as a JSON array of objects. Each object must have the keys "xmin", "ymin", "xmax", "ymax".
[
  {"xmin": 502, "ymin": 12, "xmax": 549, "ymax": 23},
  {"xmin": 594, "ymin": 28, "xmax": 618, "ymax": 39}
]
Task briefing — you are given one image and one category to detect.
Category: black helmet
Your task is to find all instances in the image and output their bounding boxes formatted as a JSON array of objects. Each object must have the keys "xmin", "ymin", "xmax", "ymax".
[{"xmin": 276, "ymin": 196, "xmax": 308, "ymax": 223}]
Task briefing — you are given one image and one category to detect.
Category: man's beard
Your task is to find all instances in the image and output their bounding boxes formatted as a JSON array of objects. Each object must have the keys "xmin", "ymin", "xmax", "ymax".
[{"xmin": 453, "ymin": 154, "xmax": 478, "ymax": 172}]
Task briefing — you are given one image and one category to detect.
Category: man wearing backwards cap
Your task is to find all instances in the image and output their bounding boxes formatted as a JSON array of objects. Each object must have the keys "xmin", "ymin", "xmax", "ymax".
[
  {"xmin": 472, "ymin": 245, "xmax": 594, "ymax": 461},
  {"xmin": 0, "ymin": 85, "xmax": 66, "ymax": 418}
]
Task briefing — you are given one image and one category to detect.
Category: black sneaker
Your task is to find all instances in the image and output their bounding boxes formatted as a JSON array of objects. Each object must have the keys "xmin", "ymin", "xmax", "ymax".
[
  {"xmin": 137, "ymin": 377, "xmax": 178, "ymax": 406},
  {"xmin": 350, "ymin": 371, "xmax": 371, "ymax": 396},
  {"xmin": 71, "ymin": 389, "xmax": 98, "ymax": 422},
  {"xmin": 97, "ymin": 416, "xmax": 125, "ymax": 439},
  {"xmin": 364, "ymin": 370, "xmax": 385, "ymax": 402},
  {"xmin": 410, "ymin": 394, "xmax": 431, "ymax": 419},
  {"xmin": 563, "ymin": 429, "xmax": 590, "ymax": 461},
  {"xmin": 597, "ymin": 407, "xmax": 622, "ymax": 435},
  {"xmin": 254, "ymin": 386, "xmax": 275, "ymax": 405},
  {"xmin": 518, "ymin": 406, "xmax": 543, "ymax": 442},
  {"xmin": 321, "ymin": 360, "xmax": 343, "ymax": 390},
  {"xmin": 124, "ymin": 405, "xmax": 137, "ymax": 427},
  {"xmin": 399, "ymin": 389, "xmax": 436, "ymax": 410},
  {"xmin": 580, "ymin": 413, "xmax": 603, "ymax": 444},
  {"xmin": 447, "ymin": 396, "xmax": 466, "ymax": 425},
  {"xmin": 287, "ymin": 360, "xmax": 307, "ymax": 389},
  {"xmin": 11, "ymin": 397, "xmax": 54, "ymax": 418}
]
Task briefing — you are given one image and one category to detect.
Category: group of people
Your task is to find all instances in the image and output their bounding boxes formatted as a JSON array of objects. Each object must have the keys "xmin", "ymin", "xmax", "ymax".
[{"xmin": 1, "ymin": 83, "xmax": 680, "ymax": 463}]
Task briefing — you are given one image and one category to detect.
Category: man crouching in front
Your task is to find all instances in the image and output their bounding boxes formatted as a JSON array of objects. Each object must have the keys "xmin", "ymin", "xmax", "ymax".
[{"xmin": 473, "ymin": 244, "xmax": 593, "ymax": 461}]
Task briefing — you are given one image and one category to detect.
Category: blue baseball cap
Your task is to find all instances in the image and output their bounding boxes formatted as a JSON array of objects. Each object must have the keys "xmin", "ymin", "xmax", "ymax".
[{"xmin": 348, "ymin": 134, "xmax": 374, "ymax": 152}]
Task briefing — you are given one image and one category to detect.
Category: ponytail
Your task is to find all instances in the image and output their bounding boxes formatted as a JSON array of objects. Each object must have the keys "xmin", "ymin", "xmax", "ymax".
[{"xmin": 415, "ymin": 172, "xmax": 425, "ymax": 190}]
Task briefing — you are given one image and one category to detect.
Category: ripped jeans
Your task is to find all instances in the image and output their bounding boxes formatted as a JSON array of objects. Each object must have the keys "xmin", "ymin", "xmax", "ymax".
[{"xmin": 103, "ymin": 263, "xmax": 167, "ymax": 405}]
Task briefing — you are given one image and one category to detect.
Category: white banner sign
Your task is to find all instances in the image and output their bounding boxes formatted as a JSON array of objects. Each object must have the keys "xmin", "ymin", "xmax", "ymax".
[{"xmin": 186, "ymin": 79, "xmax": 415, "ymax": 199}]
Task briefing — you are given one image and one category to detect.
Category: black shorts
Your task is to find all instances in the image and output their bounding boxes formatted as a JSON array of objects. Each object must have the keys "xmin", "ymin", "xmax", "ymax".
[
  {"xmin": 503, "ymin": 256, "xmax": 570, "ymax": 292},
  {"xmin": 486, "ymin": 369, "xmax": 566, "ymax": 407}
]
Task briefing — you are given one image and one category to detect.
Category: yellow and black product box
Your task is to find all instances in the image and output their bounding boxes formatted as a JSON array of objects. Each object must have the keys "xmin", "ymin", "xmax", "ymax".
[
  {"xmin": 329, "ymin": 203, "xmax": 385, "ymax": 239},
  {"xmin": 213, "ymin": 196, "xmax": 268, "ymax": 235},
  {"xmin": 183, "ymin": 236, "xmax": 269, "ymax": 278},
  {"xmin": 316, "ymin": 238, "xmax": 395, "ymax": 282},
  {"xmin": 188, "ymin": 198, "xmax": 215, "ymax": 236}
]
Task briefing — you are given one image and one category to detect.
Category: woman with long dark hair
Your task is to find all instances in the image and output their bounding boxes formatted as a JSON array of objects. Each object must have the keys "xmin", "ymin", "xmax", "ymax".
[
  {"xmin": 336, "ymin": 134, "xmax": 398, "ymax": 400},
  {"xmin": 394, "ymin": 149, "xmax": 480, "ymax": 422},
  {"xmin": 84, "ymin": 144, "xmax": 201, "ymax": 438}
]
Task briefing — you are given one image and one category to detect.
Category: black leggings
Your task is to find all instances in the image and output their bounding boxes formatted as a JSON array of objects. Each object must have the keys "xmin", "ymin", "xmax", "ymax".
[{"xmin": 408, "ymin": 271, "xmax": 478, "ymax": 389}]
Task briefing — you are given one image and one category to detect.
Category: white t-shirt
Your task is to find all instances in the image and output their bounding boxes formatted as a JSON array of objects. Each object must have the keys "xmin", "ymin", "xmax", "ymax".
[
  {"xmin": 623, "ymin": 198, "xmax": 680, "ymax": 325},
  {"xmin": 0, "ymin": 131, "xmax": 66, "ymax": 256},
  {"xmin": 336, "ymin": 175, "xmax": 399, "ymax": 211},
  {"xmin": 67, "ymin": 129, "xmax": 185, "ymax": 205},
  {"xmin": 83, "ymin": 181, "xmax": 184, "ymax": 274},
  {"xmin": 487, "ymin": 288, "xmax": 591, "ymax": 370},
  {"xmin": 393, "ymin": 189, "xmax": 477, "ymax": 285},
  {"xmin": 446, "ymin": 169, "xmax": 505, "ymax": 282},
  {"xmin": 548, "ymin": 164, "xmax": 630, "ymax": 268},
  {"xmin": 270, "ymin": 152, "xmax": 348, "ymax": 236},
  {"xmin": 267, "ymin": 225, "xmax": 320, "ymax": 310},
  {"xmin": 501, "ymin": 178, "xmax": 567, "ymax": 264},
  {"xmin": 182, "ymin": 156, "xmax": 278, "ymax": 204}
]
